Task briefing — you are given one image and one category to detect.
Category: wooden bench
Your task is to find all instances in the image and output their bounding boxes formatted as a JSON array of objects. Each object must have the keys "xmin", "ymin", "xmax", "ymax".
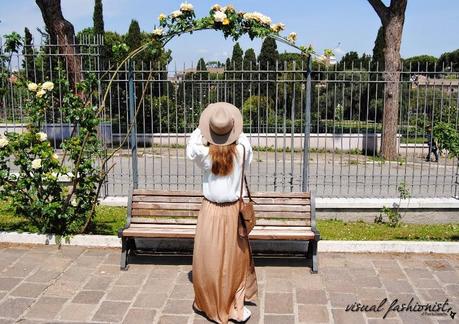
[{"xmin": 118, "ymin": 189, "xmax": 320, "ymax": 273}]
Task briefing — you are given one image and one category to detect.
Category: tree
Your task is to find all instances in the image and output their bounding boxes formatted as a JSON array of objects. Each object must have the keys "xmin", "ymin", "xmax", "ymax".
[
  {"xmin": 22, "ymin": 28, "xmax": 35, "ymax": 82},
  {"xmin": 195, "ymin": 57, "xmax": 209, "ymax": 80},
  {"xmin": 372, "ymin": 26, "xmax": 385, "ymax": 69},
  {"xmin": 35, "ymin": 0, "xmax": 82, "ymax": 88},
  {"xmin": 126, "ymin": 20, "xmax": 142, "ymax": 51},
  {"xmin": 229, "ymin": 43, "xmax": 243, "ymax": 106},
  {"xmin": 437, "ymin": 49, "xmax": 459, "ymax": 71},
  {"xmin": 93, "ymin": 0, "xmax": 105, "ymax": 36},
  {"xmin": 258, "ymin": 37, "xmax": 278, "ymax": 98},
  {"xmin": 368, "ymin": 0, "xmax": 408, "ymax": 160},
  {"xmin": 243, "ymin": 48, "xmax": 257, "ymax": 71},
  {"xmin": 258, "ymin": 37, "xmax": 278, "ymax": 70},
  {"xmin": 403, "ymin": 55, "xmax": 437, "ymax": 72}
]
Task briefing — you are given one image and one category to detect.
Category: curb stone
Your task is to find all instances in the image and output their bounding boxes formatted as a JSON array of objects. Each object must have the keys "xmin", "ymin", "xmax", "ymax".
[{"xmin": 1, "ymin": 231, "xmax": 458, "ymax": 253}]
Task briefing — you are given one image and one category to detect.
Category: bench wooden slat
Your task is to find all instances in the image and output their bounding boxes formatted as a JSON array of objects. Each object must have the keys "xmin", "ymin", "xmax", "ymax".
[
  {"xmin": 133, "ymin": 195, "xmax": 310, "ymax": 205},
  {"xmin": 130, "ymin": 217, "xmax": 310, "ymax": 226},
  {"xmin": 132, "ymin": 202, "xmax": 310, "ymax": 213},
  {"xmin": 123, "ymin": 224, "xmax": 314, "ymax": 240},
  {"xmin": 133, "ymin": 189, "xmax": 310, "ymax": 199},
  {"xmin": 131, "ymin": 209, "xmax": 310, "ymax": 219}
]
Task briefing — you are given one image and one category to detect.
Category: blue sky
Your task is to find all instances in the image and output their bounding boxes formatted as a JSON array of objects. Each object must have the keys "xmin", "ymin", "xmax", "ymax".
[{"xmin": 1, "ymin": 0, "xmax": 458, "ymax": 67}]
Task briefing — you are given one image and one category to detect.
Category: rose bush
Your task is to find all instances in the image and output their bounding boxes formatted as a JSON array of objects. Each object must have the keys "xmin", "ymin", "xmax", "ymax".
[{"xmin": 0, "ymin": 76, "xmax": 107, "ymax": 246}]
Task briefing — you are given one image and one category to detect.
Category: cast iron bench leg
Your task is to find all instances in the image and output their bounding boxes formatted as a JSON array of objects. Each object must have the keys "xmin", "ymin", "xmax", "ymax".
[
  {"xmin": 120, "ymin": 237, "xmax": 129, "ymax": 271},
  {"xmin": 307, "ymin": 239, "xmax": 318, "ymax": 274}
]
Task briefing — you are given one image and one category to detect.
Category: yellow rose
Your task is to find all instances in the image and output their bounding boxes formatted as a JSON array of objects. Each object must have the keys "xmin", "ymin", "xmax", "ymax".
[
  {"xmin": 213, "ymin": 10, "xmax": 227, "ymax": 22},
  {"xmin": 52, "ymin": 153, "xmax": 59, "ymax": 160},
  {"xmin": 158, "ymin": 13, "xmax": 167, "ymax": 21},
  {"xmin": 0, "ymin": 137, "xmax": 9, "ymax": 148},
  {"xmin": 28, "ymin": 83, "xmax": 38, "ymax": 92},
  {"xmin": 171, "ymin": 10, "xmax": 182, "ymax": 18},
  {"xmin": 42, "ymin": 81, "xmax": 54, "ymax": 91},
  {"xmin": 180, "ymin": 2, "xmax": 193, "ymax": 12},
  {"xmin": 212, "ymin": 4, "xmax": 221, "ymax": 11},
  {"xmin": 36, "ymin": 89, "xmax": 46, "ymax": 98},
  {"xmin": 31, "ymin": 158, "xmax": 42, "ymax": 170},
  {"xmin": 222, "ymin": 18, "xmax": 230, "ymax": 25}
]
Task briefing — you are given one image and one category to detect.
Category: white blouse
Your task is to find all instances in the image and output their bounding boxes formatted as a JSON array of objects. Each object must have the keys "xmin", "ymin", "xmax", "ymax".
[{"xmin": 186, "ymin": 128, "xmax": 253, "ymax": 203}]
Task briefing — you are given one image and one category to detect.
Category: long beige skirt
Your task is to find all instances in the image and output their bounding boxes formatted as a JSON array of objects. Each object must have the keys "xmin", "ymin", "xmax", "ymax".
[{"xmin": 192, "ymin": 198, "xmax": 258, "ymax": 324}]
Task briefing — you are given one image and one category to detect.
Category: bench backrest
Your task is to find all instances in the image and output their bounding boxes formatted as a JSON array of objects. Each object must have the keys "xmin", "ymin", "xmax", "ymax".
[{"xmin": 128, "ymin": 189, "xmax": 314, "ymax": 228}]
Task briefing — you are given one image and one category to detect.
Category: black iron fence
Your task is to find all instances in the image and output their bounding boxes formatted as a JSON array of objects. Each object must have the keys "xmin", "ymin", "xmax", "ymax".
[{"xmin": 1, "ymin": 36, "xmax": 458, "ymax": 198}]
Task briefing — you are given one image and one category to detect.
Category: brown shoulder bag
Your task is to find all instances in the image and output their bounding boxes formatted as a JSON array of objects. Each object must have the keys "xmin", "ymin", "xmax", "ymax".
[{"xmin": 238, "ymin": 144, "xmax": 256, "ymax": 237}]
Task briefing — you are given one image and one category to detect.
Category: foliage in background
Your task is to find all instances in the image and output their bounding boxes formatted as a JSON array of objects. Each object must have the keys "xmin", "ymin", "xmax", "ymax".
[
  {"xmin": 0, "ymin": 76, "xmax": 107, "ymax": 246},
  {"xmin": 434, "ymin": 122, "xmax": 459, "ymax": 158},
  {"xmin": 375, "ymin": 182, "xmax": 411, "ymax": 227}
]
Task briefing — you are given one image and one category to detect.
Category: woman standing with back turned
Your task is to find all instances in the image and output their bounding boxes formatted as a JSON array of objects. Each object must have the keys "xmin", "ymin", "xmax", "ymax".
[{"xmin": 186, "ymin": 102, "xmax": 258, "ymax": 323}]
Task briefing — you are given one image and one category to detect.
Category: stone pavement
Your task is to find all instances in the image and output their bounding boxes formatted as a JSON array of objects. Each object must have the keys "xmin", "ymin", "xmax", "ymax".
[{"xmin": 0, "ymin": 243, "xmax": 457, "ymax": 324}]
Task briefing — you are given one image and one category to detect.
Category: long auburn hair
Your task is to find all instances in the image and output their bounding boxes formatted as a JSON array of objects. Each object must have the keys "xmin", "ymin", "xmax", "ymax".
[{"xmin": 209, "ymin": 143, "xmax": 237, "ymax": 176}]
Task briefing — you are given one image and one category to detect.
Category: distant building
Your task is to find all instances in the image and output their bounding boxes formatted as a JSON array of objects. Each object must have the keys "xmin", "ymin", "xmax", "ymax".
[
  {"xmin": 169, "ymin": 67, "xmax": 225, "ymax": 82},
  {"xmin": 411, "ymin": 74, "xmax": 459, "ymax": 93}
]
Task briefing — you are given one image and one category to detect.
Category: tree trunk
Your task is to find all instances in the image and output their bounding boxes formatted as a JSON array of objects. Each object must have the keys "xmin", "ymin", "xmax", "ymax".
[
  {"xmin": 35, "ymin": 0, "xmax": 81, "ymax": 89},
  {"xmin": 380, "ymin": 17, "xmax": 404, "ymax": 160},
  {"xmin": 368, "ymin": 0, "xmax": 407, "ymax": 160}
]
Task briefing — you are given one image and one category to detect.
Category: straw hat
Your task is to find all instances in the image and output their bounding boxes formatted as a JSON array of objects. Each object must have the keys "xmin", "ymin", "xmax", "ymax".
[{"xmin": 198, "ymin": 102, "xmax": 243, "ymax": 146}]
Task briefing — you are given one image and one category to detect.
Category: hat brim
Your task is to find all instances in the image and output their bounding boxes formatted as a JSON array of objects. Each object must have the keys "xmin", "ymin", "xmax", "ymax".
[{"xmin": 198, "ymin": 102, "xmax": 243, "ymax": 146}]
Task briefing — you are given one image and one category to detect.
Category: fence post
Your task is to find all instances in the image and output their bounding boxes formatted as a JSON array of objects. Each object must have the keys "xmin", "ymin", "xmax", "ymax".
[
  {"xmin": 128, "ymin": 60, "xmax": 138, "ymax": 189},
  {"xmin": 302, "ymin": 55, "xmax": 312, "ymax": 192}
]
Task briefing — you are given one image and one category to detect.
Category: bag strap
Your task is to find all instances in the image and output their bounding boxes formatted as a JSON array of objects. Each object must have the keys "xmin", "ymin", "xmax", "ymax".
[{"xmin": 239, "ymin": 143, "xmax": 246, "ymax": 210}]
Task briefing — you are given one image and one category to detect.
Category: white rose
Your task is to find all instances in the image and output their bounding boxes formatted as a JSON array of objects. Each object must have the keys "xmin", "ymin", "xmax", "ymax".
[
  {"xmin": 158, "ymin": 13, "xmax": 167, "ymax": 21},
  {"xmin": 171, "ymin": 10, "xmax": 182, "ymax": 18},
  {"xmin": 42, "ymin": 81, "xmax": 54, "ymax": 91},
  {"xmin": 180, "ymin": 2, "xmax": 193, "ymax": 12},
  {"xmin": 71, "ymin": 199, "xmax": 78, "ymax": 207},
  {"xmin": 153, "ymin": 28, "xmax": 163, "ymax": 36},
  {"xmin": 52, "ymin": 153, "xmax": 59, "ymax": 160},
  {"xmin": 213, "ymin": 10, "xmax": 227, "ymax": 22},
  {"xmin": 259, "ymin": 14, "xmax": 271, "ymax": 25},
  {"xmin": 0, "ymin": 137, "xmax": 9, "ymax": 148},
  {"xmin": 328, "ymin": 56, "xmax": 337, "ymax": 65},
  {"xmin": 28, "ymin": 83, "xmax": 38, "ymax": 92},
  {"xmin": 36, "ymin": 89, "xmax": 46, "ymax": 98},
  {"xmin": 37, "ymin": 132, "xmax": 47, "ymax": 142},
  {"xmin": 31, "ymin": 158, "xmax": 42, "ymax": 170},
  {"xmin": 287, "ymin": 32, "xmax": 297, "ymax": 43},
  {"xmin": 271, "ymin": 23, "xmax": 285, "ymax": 32}
]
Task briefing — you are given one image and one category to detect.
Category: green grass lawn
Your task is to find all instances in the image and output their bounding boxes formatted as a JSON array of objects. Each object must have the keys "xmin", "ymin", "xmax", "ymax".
[{"xmin": 0, "ymin": 202, "xmax": 457, "ymax": 241}]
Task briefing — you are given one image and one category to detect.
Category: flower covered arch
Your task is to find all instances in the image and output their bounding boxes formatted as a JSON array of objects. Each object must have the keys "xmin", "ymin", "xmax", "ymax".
[{"xmin": 147, "ymin": 2, "xmax": 336, "ymax": 65}]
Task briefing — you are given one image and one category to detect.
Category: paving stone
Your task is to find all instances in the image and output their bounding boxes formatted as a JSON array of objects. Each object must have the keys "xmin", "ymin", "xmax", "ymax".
[
  {"xmin": 433, "ymin": 270, "xmax": 459, "ymax": 284},
  {"xmin": 71, "ymin": 290, "xmax": 106, "ymax": 304},
  {"xmin": 331, "ymin": 308, "xmax": 366, "ymax": 324},
  {"xmin": 404, "ymin": 268, "xmax": 434, "ymax": 280},
  {"xmin": 74, "ymin": 255, "xmax": 105, "ymax": 268},
  {"xmin": 0, "ymin": 277, "xmax": 22, "ymax": 290},
  {"xmin": 0, "ymin": 297, "xmax": 35, "ymax": 318},
  {"xmin": 367, "ymin": 319, "xmax": 402, "ymax": 324},
  {"xmin": 265, "ymin": 278, "xmax": 293, "ymax": 293},
  {"xmin": 60, "ymin": 266, "xmax": 94, "ymax": 282},
  {"xmin": 83, "ymin": 275, "xmax": 114, "ymax": 290},
  {"xmin": 150, "ymin": 267, "xmax": 180, "ymax": 278},
  {"xmin": 133, "ymin": 292, "xmax": 168, "ymax": 308},
  {"xmin": 1, "ymin": 262, "xmax": 39, "ymax": 278},
  {"xmin": 291, "ymin": 274, "xmax": 324, "ymax": 290},
  {"xmin": 353, "ymin": 276, "xmax": 383, "ymax": 288},
  {"xmin": 58, "ymin": 303, "xmax": 98, "ymax": 321},
  {"xmin": 358, "ymin": 298, "xmax": 397, "ymax": 319},
  {"xmin": 163, "ymin": 299, "xmax": 194, "ymax": 314},
  {"xmin": 296, "ymin": 288, "xmax": 328, "ymax": 304},
  {"xmin": 26, "ymin": 269, "xmax": 61, "ymax": 283},
  {"xmin": 323, "ymin": 279, "xmax": 357, "ymax": 292},
  {"xmin": 96, "ymin": 264, "xmax": 120, "ymax": 276},
  {"xmin": 424, "ymin": 260, "xmax": 454, "ymax": 272},
  {"xmin": 382, "ymin": 279, "xmax": 414, "ymax": 293},
  {"xmin": 264, "ymin": 292, "xmax": 293, "ymax": 314},
  {"xmin": 328, "ymin": 292, "xmax": 359, "ymax": 308},
  {"xmin": 23, "ymin": 296, "xmax": 67, "ymax": 320},
  {"xmin": 10, "ymin": 282, "xmax": 48, "ymax": 298},
  {"xmin": 92, "ymin": 301, "xmax": 130, "ymax": 322},
  {"xmin": 106, "ymin": 285, "xmax": 138, "ymax": 301},
  {"xmin": 357, "ymin": 287, "xmax": 387, "ymax": 300},
  {"xmin": 42, "ymin": 278, "xmax": 82, "ymax": 298},
  {"xmin": 416, "ymin": 288, "xmax": 449, "ymax": 302},
  {"xmin": 158, "ymin": 315, "xmax": 190, "ymax": 323},
  {"xmin": 122, "ymin": 308, "xmax": 156, "ymax": 324},
  {"xmin": 170, "ymin": 283, "xmax": 195, "ymax": 299},
  {"xmin": 410, "ymin": 278, "xmax": 441, "ymax": 289},
  {"xmin": 142, "ymin": 277, "xmax": 175, "ymax": 293},
  {"xmin": 445, "ymin": 284, "xmax": 459, "ymax": 296},
  {"xmin": 83, "ymin": 248, "xmax": 111, "ymax": 257},
  {"xmin": 115, "ymin": 272, "xmax": 148, "ymax": 286},
  {"xmin": 298, "ymin": 304, "xmax": 329, "ymax": 323},
  {"xmin": 398, "ymin": 312, "xmax": 435, "ymax": 324},
  {"xmin": 264, "ymin": 267, "xmax": 293, "ymax": 279},
  {"xmin": 264, "ymin": 314, "xmax": 295, "ymax": 324}
]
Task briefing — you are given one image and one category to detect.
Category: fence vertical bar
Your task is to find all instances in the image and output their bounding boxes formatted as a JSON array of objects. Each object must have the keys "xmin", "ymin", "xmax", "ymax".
[
  {"xmin": 128, "ymin": 60, "xmax": 138, "ymax": 189},
  {"xmin": 302, "ymin": 55, "xmax": 312, "ymax": 192}
]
